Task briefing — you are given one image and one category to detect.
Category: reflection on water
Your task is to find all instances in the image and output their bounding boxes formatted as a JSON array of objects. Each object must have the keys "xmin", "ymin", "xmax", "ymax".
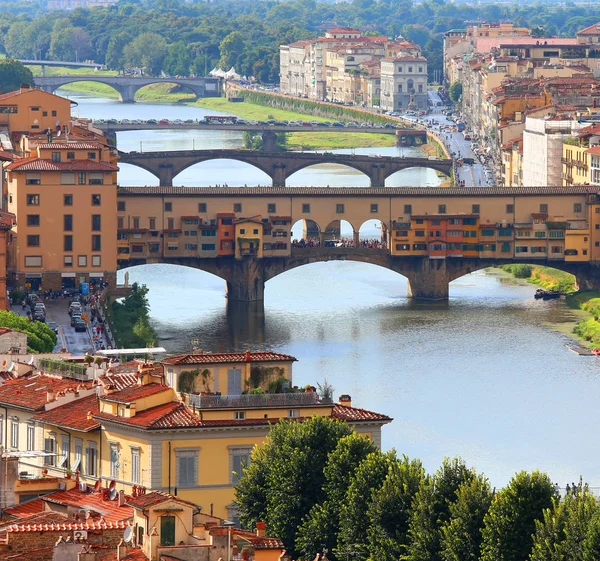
[{"xmin": 118, "ymin": 263, "xmax": 600, "ymax": 488}]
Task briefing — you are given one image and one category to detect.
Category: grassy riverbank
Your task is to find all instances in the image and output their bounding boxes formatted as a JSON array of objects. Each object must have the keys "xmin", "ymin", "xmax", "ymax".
[
  {"xmin": 566, "ymin": 291, "xmax": 600, "ymax": 346},
  {"xmin": 498, "ymin": 264, "xmax": 577, "ymax": 293}
]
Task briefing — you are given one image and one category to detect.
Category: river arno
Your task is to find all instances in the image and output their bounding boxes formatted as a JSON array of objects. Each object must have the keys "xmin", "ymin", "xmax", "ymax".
[{"xmin": 70, "ymin": 92, "xmax": 600, "ymax": 489}]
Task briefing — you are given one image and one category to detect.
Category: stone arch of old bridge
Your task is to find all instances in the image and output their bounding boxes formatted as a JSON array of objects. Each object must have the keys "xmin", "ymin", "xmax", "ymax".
[
  {"xmin": 34, "ymin": 76, "xmax": 219, "ymax": 103},
  {"xmin": 117, "ymin": 149, "xmax": 453, "ymax": 187},
  {"xmin": 119, "ymin": 254, "xmax": 596, "ymax": 304}
]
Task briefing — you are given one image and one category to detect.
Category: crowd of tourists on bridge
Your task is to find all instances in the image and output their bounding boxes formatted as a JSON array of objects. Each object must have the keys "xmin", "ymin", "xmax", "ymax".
[{"xmin": 292, "ymin": 237, "xmax": 387, "ymax": 249}]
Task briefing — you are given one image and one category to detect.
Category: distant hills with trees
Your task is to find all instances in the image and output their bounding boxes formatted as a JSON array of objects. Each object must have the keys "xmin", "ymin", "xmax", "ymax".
[{"xmin": 0, "ymin": 0, "xmax": 599, "ymax": 82}]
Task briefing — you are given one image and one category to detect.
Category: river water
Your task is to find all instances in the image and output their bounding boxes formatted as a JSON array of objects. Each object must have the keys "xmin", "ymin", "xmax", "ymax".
[{"xmin": 68, "ymin": 91, "xmax": 600, "ymax": 489}]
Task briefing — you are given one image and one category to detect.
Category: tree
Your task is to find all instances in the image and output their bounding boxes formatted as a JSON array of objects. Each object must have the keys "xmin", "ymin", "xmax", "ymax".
[
  {"xmin": 164, "ymin": 41, "xmax": 191, "ymax": 76},
  {"xmin": 404, "ymin": 457, "xmax": 476, "ymax": 561},
  {"xmin": 106, "ymin": 32, "xmax": 129, "ymax": 73},
  {"xmin": 448, "ymin": 81, "xmax": 462, "ymax": 104},
  {"xmin": 366, "ymin": 456, "xmax": 425, "ymax": 561},
  {"xmin": 440, "ymin": 475, "xmax": 493, "ymax": 561},
  {"xmin": 337, "ymin": 450, "xmax": 397, "ymax": 561},
  {"xmin": 0, "ymin": 58, "xmax": 34, "ymax": 94},
  {"xmin": 0, "ymin": 310, "xmax": 56, "ymax": 352},
  {"xmin": 219, "ymin": 31, "xmax": 244, "ymax": 70},
  {"xmin": 583, "ymin": 512, "xmax": 600, "ymax": 561},
  {"xmin": 124, "ymin": 32, "xmax": 167, "ymax": 76},
  {"xmin": 295, "ymin": 433, "xmax": 376, "ymax": 560},
  {"xmin": 480, "ymin": 470, "xmax": 555, "ymax": 561},
  {"xmin": 235, "ymin": 416, "xmax": 353, "ymax": 559}
]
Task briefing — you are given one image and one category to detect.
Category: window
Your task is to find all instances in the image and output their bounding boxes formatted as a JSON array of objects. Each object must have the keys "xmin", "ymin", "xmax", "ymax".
[
  {"xmin": 371, "ymin": 204, "xmax": 378, "ymax": 213},
  {"xmin": 86, "ymin": 442, "xmax": 97, "ymax": 477},
  {"xmin": 574, "ymin": 203, "xmax": 582, "ymax": 213},
  {"xmin": 481, "ymin": 229, "xmax": 495, "ymax": 237},
  {"xmin": 51, "ymin": 152, "xmax": 61, "ymax": 163},
  {"xmin": 44, "ymin": 435, "xmax": 56, "ymax": 465},
  {"xmin": 74, "ymin": 439, "xmax": 82, "ymax": 471},
  {"xmin": 66, "ymin": 151, "xmax": 74, "ymax": 159},
  {"xmin": 161, "ymin": 201, "xmax": 172, "ymax": 212},
  {"xmin": 52, "ymin": 110, "xmax": 57, "ymax": 117},
  {"xmin": 268, "ymin": 203, "xmax": 276, "ymax": 213},
  {"xmin": 26, "ymin": 173, "xmax": 41, "ymax": 185},
  {"xmin": 549, "ymin": 231, "xmax": 565, "ymax": 239},
  {"xmin": 438, "ymin": 204, "xmax": 446, "ymax": 214},
  {"xmin": 27, "ymin": 215, "xmax": 40, "ymax": 226},
  {"xmin": 408, "ymin": 66, "xmax": 413, "ymax": 73},
  {"xmin": 418, "ymin": 66, "xmax": 423, "ymax": 73},
  {"xmin": 506, "ymin": 204, "xmax": 514, "ymax": 214},
  {"xmin": 201, "ymin": 244, "xmax": 216, "ymax": 251},
  {"xmin": 234, "ymin": 411, "xmax": 246, "ymax": 420},
  {"xmin": 0, "ymin": 418, "xmax": 3, "ymax": 445},
  {"xmin": 234, "ymin": 203, "xmax": 242, "ymax": 213},
  {"xmin": 64, "ymin": 256, "xmax": 73, "ymax": 267},
  {"xmin": 202, "ymin": 229, "xmax": 216, "ymax": 236},
  {"xmin": 110, "ymin": 443, "xmax": 119, "ymax": 479},
  {"xmin": 64, "ymin": 215, "xmax": 73, "ymax": 231},
  {"xmin": 27, "ymin": 235, "xmax": 39, "ymax": 247},
  {"xmin": 92, "ymin": 255, "xmax": 101, "ymax": 267},
  {"xmin": 78, "ymin": 255, "xmax": 87, "ymax": 267},
  {"xmin": 10, "ymin": 419, "xmax": 18, "ymax": 449},
  {"xmin": 336, "ymin": 204, "xmax": 345, "ymax": 214},
  {"xmin": 149, "ymin": 217, "xmax": 156, "ymax": 230},
  {"xmin": 540, "ymin": 204, "xmax": 548, "ymax": 213},
  {"xmin": 64, "ymin": 235, "xmax": 73, "ymax": 251},
  {"xmin": 398, "ymin": 84, "xmax": 403, "ymax": 93},
  {"xmin": 240, "ymin": 229, "xmax": 245, "ymax": 235},
  {"xmin": 302, "ymin": 204, "xmax": 310, "ymax": 213},
  {"xmin": 288, "ymin": 409, "xmax": 300, "ymax": 418},
  {"xmin": 91, "ymin": 215, "xmax": 101, "ymax": 231},
  {"xmin": 472, "ymin": 204, "xmax": 480, "ymax": 214},
  {"xmin": 26, "ymin": 423, "xmax": 35, "ymax": 451},
  {"xmin": 91, "ymin": 194, "xmax": 101, "ymax": 206},
  {"xmin": 78, "ymin": 173, "xmax": 86, "ymax": 185},
  {"xmin": 88, "ymin": 152, "xmax": 96, "ymax": 159},
  {"xmin": 61, "ymin": 173, "xmax": 75, "ymax": 185},
  {"xmin": 117, "ymin": 201, "xmax": 126, "ymax": 212},
  {"xmin": 253, "ymin": 229, "xmax": 259, "ymax": 235},
  {"xmin": 176, "ymin": 450, "xmax": 198, "ymax": 488},
  {"xmin": 230, "ymin": 447, "xmax": 252, "ymax": 484},
  {"xmin": 534, "ymin": 231, "xmax": 546, "ymax": 238},
  {"xmin": 92, "ymin": 235, "xmax": 101, "ymax": 251},
  {"xmin": 60, "ymin": 435, "xmax": 70, "ymax": 469},
  {"xmin": 131, "ymin": 448, "xmax": 141, "ymax": 484},
  {"xmin": 404, "ymin": 204, "xmax": 412, "ymax": 214},
  {"xmin": 27, "ymin": 194, "xmax": 40, "ymax": 206},
  {"xmin": 89, "ymin": 173, "xmax": 103, "ymax": 185},
  {"xmin": 198, "ymin": 203, "xmax": 207, "ymax": 213},
  {"xmin": 64, "ymin": 194, "xmax": 73, "ymax": 206}
]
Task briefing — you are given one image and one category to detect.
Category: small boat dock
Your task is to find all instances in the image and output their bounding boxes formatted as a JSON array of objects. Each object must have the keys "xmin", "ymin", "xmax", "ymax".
[{"xmin": 568, "ymin": 345, "xmax": 599, "ymax": 356}]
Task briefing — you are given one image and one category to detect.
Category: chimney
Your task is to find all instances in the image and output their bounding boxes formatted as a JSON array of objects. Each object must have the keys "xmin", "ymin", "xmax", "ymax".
[
  {"xmin": 338, "ymin": 394, "xmax": 352, "ymax": 407},
  {"xmin": 47, "ymin": 389, "xmax": 55, "ymax": 403},
  {"xmin": 116, "ymin": 539, "xmax": 127, "ymax": 561},
  {"xmin": 78, "ymin": 546, "xmax": 97, "ymax": 561},
  {"xmin": 245, "ymin": 350, "xmax": 251, "ymax": 362},
  {"xmin": 256, "ymin": 521, "xmax": 266, "ymax": 537},
  {"xmin": 118, "ymin": 490, "xmax": 125, "ymax": 507}
]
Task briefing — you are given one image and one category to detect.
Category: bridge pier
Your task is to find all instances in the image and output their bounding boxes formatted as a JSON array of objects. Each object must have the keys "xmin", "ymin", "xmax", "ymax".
[
  {"xmin": 272, "ymin": 163, "xmax": 287, "ymax": 187},
  {"xmin": 117, "ymin": 84, "xmax": 137, "ymax": 103},
  {"xmin": 226, "ymin": 257, "xmax": 265, "ymax": 302},
  {"xmin": 369, "ymin": 164, "xmax": 386, "ymax": 188},
  {"xmin": 404, "ymin": 258, "xmax": 450, "ymax": 300},
  {"xmin": 158, "ymin": 163, "xmax": 174, "ymax": 186},
  {"xmin": 262, "ymin": 131, "xmax": 278, "ymax": 152}
]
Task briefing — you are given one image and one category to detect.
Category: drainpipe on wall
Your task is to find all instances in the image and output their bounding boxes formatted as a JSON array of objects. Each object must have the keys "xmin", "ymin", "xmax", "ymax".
[{"xmin": 168, "ymin": 441, "xmax": 172, "ymax": 494}]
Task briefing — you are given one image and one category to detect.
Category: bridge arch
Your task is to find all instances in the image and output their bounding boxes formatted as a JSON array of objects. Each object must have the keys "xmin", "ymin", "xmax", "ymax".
[
  {"xmin": 50, "ymin": 78, "xmax": 125, "ymax": 101},
  {"xmin": 383, "ymin": 163, "xmax": 452, "ymax": 184},
  {"xmin": 291, "ymin": 219, "xmax": 321, "ymax": 244},
  {"xmin": 286, "ymin": 162, "xmax": 371, "ymax": 187},
  {"xmin": 172, "ymin": 159, "xmax": 272, "ymax": 187},
  {"xmin": 385, "ymin": 167, "xmax": 444, "ymax": 187},
  {"xmin": 118, "ymin": 163, "xmax": 160, "ymax": 186}
]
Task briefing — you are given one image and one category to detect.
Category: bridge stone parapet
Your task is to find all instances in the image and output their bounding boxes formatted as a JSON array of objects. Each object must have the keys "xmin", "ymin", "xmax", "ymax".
[{"xmin": 34, "ymin": 76, "xmax": 221, "ymax": 102}]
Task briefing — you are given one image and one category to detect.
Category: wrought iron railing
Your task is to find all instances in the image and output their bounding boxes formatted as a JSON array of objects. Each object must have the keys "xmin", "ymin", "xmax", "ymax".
[{"xmin": 188, "ymin": 392, "xmax": 329, "ymax": 409}]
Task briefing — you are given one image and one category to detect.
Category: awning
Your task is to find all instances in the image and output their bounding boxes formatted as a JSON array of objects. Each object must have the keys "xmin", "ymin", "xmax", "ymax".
[
  {"xmin": 61, "ymin": 272, "xmax": 76, "ymax": 278},
  {"xmin": 89, "ymin": 273, "xmax": 103, "ymax": 278}
]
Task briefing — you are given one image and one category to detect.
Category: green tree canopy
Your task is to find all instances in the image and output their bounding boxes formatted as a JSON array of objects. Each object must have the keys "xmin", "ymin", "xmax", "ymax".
[
  {"xmin": 448, "ymin": 81, "xmax": 463, "ymax": 104},
  {"xmin": 124, "ymin": 32, "xmax": 167, "ymax": 76},
  {"xmin": 0, "ymin": 58, "xmax": 34, "ymax": 94},
  {"xmin": 0, "ymin": 310, "xmax": 56, "ymax": 352}
]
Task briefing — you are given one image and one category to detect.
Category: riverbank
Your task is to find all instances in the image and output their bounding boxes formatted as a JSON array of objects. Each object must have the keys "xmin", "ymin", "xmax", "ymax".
[
  {"xmin": 498, "ymin": 264, "xmax": 577, "ymax": 293},
  {"xmin": 566, "ymin": 291, "xmax": 600, "ymax": 346}
]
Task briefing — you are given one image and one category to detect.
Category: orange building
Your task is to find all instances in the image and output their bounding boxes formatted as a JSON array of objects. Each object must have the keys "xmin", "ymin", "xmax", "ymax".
[{"xmin": 217, "ymin": 212, "xmax": 235, "ymax": 256}]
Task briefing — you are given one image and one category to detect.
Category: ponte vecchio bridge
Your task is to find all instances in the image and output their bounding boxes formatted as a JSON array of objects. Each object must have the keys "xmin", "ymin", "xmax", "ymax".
[
  {"xmin": 115, "ymin": 185, "xmax": 600, "ymax": 302},
  {"xmin": 118, "ymin": 149, "xmax": 453, "ymax": 187}
]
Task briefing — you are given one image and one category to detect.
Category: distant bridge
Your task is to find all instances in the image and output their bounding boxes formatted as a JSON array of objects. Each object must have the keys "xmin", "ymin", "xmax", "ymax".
[
  {"xmin": 21, "ymin": 59, "xmax": 105, "ymax": 71},
  {"xmin": 34, "ymin": 75, "xmax": 221, "ymax": 102},
  {"xmin": 118, "ymin": 149, "xmax": 453, "ymax": 187}
]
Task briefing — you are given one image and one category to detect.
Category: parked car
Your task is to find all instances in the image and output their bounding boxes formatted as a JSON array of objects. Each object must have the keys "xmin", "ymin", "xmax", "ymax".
[
  {"xmin": 74, "ymin": 319, "xmax": 87, "ymax": 332},
  {"xmin": 71, "ymin": 314, "xmax": 82, "ymax": 327}
]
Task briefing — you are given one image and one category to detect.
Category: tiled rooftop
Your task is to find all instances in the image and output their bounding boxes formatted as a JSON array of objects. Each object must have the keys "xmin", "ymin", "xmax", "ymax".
[
  {"xmin": 7, "ymin": 158, "xmax": 118, "ymax": 172},
  {"xmin": 162, "ymin": 351, "xmax": 297, "ymax": 365},
  {"xmin": 31, "ymin": 394, "xmax": 100, "ymax": 432},
  {"xmin": 36, "ymin": 142, "xmax": 102, "ymax": 150},
  {"xmin": 2, "ymin": 498, "xmax": 44, "ymax": 519},
  {"xmin": 101, "ymin": 383, "xmax": 170, "ymax": 404},
  {"xmin": 0, "ymin": 374, "xmax": 93, "ymax": 411},
  {"xmin": 119, "ymin": 186, "xmax": 600, "ymax": 197},
  {"xmin": 126, "ymin": 491, "xmax": 198, "ymax": 511}
]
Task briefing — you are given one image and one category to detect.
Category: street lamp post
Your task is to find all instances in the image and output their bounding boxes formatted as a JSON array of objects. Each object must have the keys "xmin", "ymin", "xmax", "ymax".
[{"xmin": 223, "ymin": 520, "xmax": 236, "ymax": 561}]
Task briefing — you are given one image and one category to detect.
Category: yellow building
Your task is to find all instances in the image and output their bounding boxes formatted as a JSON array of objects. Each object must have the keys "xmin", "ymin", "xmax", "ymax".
[
  {"xmin": 0, "ymin": 85, "xmax": 73, "ymax": 138},
  {"xmin": 235, "ymin": 218, "xmax": 264, "ymax": 259},
  {"xmin": 5, "ymin": 139, "xmax": 118, "ymax": 290}
]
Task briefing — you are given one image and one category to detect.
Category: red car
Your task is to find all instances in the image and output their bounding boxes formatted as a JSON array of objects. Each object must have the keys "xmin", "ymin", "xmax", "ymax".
[{"xmin": 159, "ymin": 119, "xmax": 170, "ymax": 125}]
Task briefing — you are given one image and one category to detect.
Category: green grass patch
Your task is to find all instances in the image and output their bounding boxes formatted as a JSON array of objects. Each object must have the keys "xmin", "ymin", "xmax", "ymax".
[
  {"xmin": 567, "ymin": 291, "xmax": 600, "ymax": 346},
  {"xmin": 499, "ymin": 264, "xmax": 577, "ymax": 293},
  {"xmin": 286, "ymin": 132, "xmax": 395, "ymax": 150},
  {"xmin": 29, "ymin": 66, "xmax": 118, "ymax": 78}
]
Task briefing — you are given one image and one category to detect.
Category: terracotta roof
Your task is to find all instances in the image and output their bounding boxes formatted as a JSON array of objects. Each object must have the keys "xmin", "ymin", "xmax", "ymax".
[
  {"xmin": 98, "ymin": 548, "xmax": 148, "ymax": 561},
  {"xmin": 383, "ymin": 56, "xmax": 427, "ymax": 62},
  {"xmin": 162, "ymin": 352, "xmax": 297, "ymax": 365},
  {"xmin": 234, "ymin": 530, "xmax": 284, "ymax": 550},
  {"xmin": 36, "ymin": 142, "xmax": 102, "ymax": 150},
  {"xmin": 0, "ymin": 150, "xmax": 13, "ymax": 161},
  {"xmin": 5, "ymin": 546, "xmax": 55, "ymax": 560},
  {"xmin": 101, "ymin": 383, "xmax": 170, "ymax": 404},
  {"xmin": 0, "ymin": 374, "xmax": 93, "ymax": 411},
  {"xmin": 2, "ymin": 498, "xmax": 44, "ymax": 519},
  {"xmin": 331, "ymin": 403, "xmax": 392, "ymax": 422},
  {"xmin": 577, "ymin": 22, "xmax": 600, "ymax": 35},
  {"xmin": 4, "ymin": 517, "xmax": 131, "ymax": 532},
  {"xmin": 126, "ymin": 491, "xmax": 199, "ymax": 511},
  {"xmin": 7, "ymin": 158, "xmax": 117, "ymax": 172},
  {"xmin": 99, "ymin": 372, "xmax": 139, "ymax": 391},
  {"xmin": 327, "ymin": 27, "xmax": 361, "ymax": 33},
  {"xmin": 95, "ymin": 401, "xmax": 203, "ymax": 430},
  {"xmin": 0, "ymin": 328, "xmax": 14, "ymax": 336},
  {"xmin": 31, "ymin": 394, "xmax": 100, "ymax": 432},
  {"xmin": 587, "ymin": 146, "xmax": 600, "ymax": 155},
  {"xmin": 0, "ymin": 211, "xmax": 15, "ymax": 230}
]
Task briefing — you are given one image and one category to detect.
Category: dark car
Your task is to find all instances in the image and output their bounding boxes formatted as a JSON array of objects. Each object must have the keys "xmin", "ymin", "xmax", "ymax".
[
  {"xmin": 71, "ymin": 314, "xmax": 82, "ymax": 327},
  {"xmin": 74, "ymin": 320, "xmax": 87, "ymax": 332}
]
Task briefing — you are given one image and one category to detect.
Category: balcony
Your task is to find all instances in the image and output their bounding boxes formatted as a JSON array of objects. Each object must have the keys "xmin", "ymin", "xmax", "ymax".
[{"xmin": 188, "ymin": 391, "xmax": 330, "ymax": 409}]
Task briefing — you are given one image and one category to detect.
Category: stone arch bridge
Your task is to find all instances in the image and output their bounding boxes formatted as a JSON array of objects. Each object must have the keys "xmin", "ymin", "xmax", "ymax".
[
  {"xmin": 34, "ymin": 75, "xmax": 221, "ymax": 103},
  {"xmin": 118, "ymin": 149, "xmax": 453, "ymax": 187},
  {"xmin": 121, "ymin": 251, "xmax": 600, "ymax": 302}
]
